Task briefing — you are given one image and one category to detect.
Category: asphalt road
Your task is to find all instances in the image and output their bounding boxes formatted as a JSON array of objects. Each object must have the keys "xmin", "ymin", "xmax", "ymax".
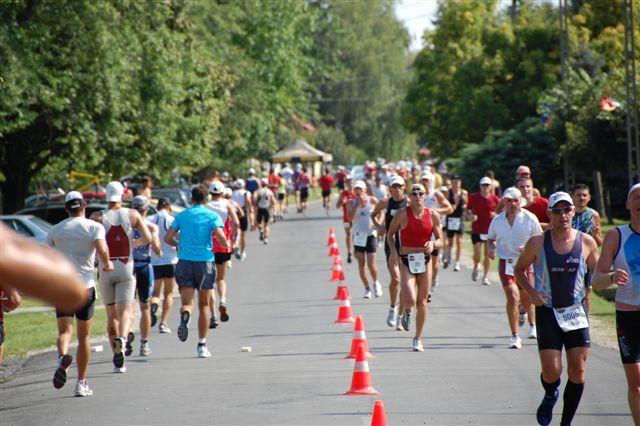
[{"xmin": 0, "ymin": 200, "xmax": 632, "ymax": 425}]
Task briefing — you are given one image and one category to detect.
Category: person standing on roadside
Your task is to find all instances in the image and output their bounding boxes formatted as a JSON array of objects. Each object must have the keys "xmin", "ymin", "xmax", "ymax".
[
  {"xmin": 164, "ymin": 185, "xmax": 227, "ymax": 358},
  {"xmin": 48, "ymin": 191, "xmax": 113, "ymax": 396},
  {"xmin": 487, "ymin": 187, "xmax": 541, "ymax": 348},
  {"xmin": 319, "ymin": 169, "xmax": 335, "ymax": 216},
  {"xmin": 592, "ymin": 183, "xmax": 640, "ymax": 426},
  {"xmin": 90, "ymin": 181, "xmax": 151, "ymax": 373},
  {"xmin": 467, "ymin": 177, "xmax": 500, "ymax": 285},
  {"xmin": 516, "ymin": 192, "xmax": 598, "ymax": 426},
  {"xmin": 443, "ymin": 176, "xmax": 467, "ymax": 272}
]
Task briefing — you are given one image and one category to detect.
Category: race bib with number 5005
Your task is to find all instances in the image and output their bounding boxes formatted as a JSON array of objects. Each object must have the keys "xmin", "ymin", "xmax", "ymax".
[
  {"xmin": 354, "ymin": 232, "xmax": 367, "ymax": 247},
  {"xmin": 408, "ymin": 253, "xmax": 427, "ymax": 274},
  {"xmin": 553, "ymin": 303, "xmax": 589, "ymax": 332}
]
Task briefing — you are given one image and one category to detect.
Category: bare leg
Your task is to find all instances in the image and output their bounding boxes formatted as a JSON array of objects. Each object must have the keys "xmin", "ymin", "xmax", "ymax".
[
  {"xmin": 105, "ymin": 304, "xmax": 118, "ymax": 351},
  {"xmin": 56, "ymin": 317, "xmax": 73, "ymax": 356},
  {"xmin": 197, "ymin": 289, "xmax": 211, "ymax": 340},
  {"xmin": 472, "ymin": 242, "xmax": 481, "ymax": 271},
  {"xmin": 502, "ymin": 283, "xmax": 520, "ymax": 335},
  {"xmin": 455, "ymin": 234, "xmax": 462, "ymax": 262},
  {"xmin": 354, "ymin": 251, "xmax": 369, "ymax": 288},
  {"xmin": 414, "ymin": 268, "xmax": 432, "ymax": 339},
  {"xmin": 623, "ymin": 363, "xmax": 640, "ymax": 425},
  {"xmin": 161, "ymin": 277, "xmax": 175, "ymax": 326},
  {"xmin": 482, "ymin": 242, "xmax": 491, "ymax": 278},
  {"xmin": 76, "ymin": 319, "xmax": 92, "ymax": 380},
  {"xmin": 400, "ymin": 263, "xmax": 417, "ymax": 314},
  {"xmin": 388, "ymin": 257, "xmax": 400, "ymax": 307},
  {"xmin": 365, "ymin": 252, "xmax": 378, "ymax": 282},
  {"xmin": 115, "ymin": 303, "xmax": 132, "ymax": 339},
  {"xmin": 139, "ymin": 301, "xmax": 150, "ymax": 340}
]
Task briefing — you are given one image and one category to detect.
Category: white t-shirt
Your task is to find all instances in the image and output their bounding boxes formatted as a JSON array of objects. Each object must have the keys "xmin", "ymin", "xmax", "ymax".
[
  {"xmin": 371, "ymin": 184, "xmax": 388, "ymax": 201},
  {"xmin": 487, "ymin": 209, "xmax": 542, "ymax": 260},
  {"xmin": 148, "ymin": 211, "xmax": 178, "ymax": 265},
  {"xmin": 47, "ymin": 217, "xmax": 105, "ymax": 288}
]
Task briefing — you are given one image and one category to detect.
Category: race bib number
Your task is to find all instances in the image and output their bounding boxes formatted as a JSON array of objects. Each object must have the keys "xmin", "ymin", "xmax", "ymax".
[
  {"xmin": 480, "ymin": 234, "xmax": 488, "ymax": 241},
  {"xmin": 553, "ymin": 304, "xmax": 589, "ymax": 332},
  {"xmin": 504, "ymin": 258, "xmax": 515, "ymax": 276},
  {"xmin": 390, "ymin": 209, "xmax": 398, "ymax": 216},
  {"xmin": 354, "ymin": 232, "xmax": 367, "ymax": 247},
  {"xmin": 447, "ymin": 217, "xmax": 461, "ymax": 231},
  {"xmin": 408, "ymin": 253, "xmax": 427, "ymax": 274}
]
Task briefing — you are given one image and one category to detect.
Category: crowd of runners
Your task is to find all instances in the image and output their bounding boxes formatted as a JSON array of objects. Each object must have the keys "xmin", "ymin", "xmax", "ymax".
[{"xmin": 0, "ymin": 158, "xmax": 638, "ymax": 426}]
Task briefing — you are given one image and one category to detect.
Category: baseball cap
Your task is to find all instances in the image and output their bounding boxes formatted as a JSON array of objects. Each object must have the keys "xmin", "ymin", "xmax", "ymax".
[
  {"xmin": 236, "ymin": 178, "xmax": 245, "ymax": 187},
  {"xmin": 223, "ymin": 188, "xmax": 232, "ymax": 197},
  {"xmin": 261, "ymin": 178, "xmax": 268, "ymax": 185},
  {"xmin": 628, "ymin": 183, "xmax": 640, "ymax": 199},
  {"xmin": 156, "ymin": 197, "xmax": 171, "ymax": 209},
  {"xmin": 548, "ymin": 191, "xmax": 574, "ymax": 209},
  {"xmin": 390, "ymin": 176, "xmax": 405, "ymax": 187},
  {"xmin": 64, "ymin": 191, "xmax": 83, "ymax": 210},
  {"xmin": 479, "ymin": 176, "xmax": 493, "ymax": 185},
  {"xmin": 248, "ymin": 168, "xmax": 256, "ymax": 175},
  {"xmin": 411, "ymin": 183, "xmax": 426, "ymax": 193},
  {"xmin": 106, "ymin": 181, "xmax": 124, "ymax": 202},
  {"xmin": 353, "ymin": 180, "xmax": 367, "ymax": 190},
  {"xmin": 421, "ymin": 171, "xmax": 434, "ymax": 181},
  {"xmin": 502, "ymin": 187, "xmax": 522, "ymax": 200},
  {"xmin": 516, "ymin": 165, "xmax": 531, "ymax": 175},
  {"xmin": 209, "ymin": 181, "xmax": 225, "ymax": 194},
  {"xmin": 338, "ymin": 165, "xmax": 345, "ymax": 171},
  {"xmin": 132, "ymin": 195, "xmax": 150, "ymax": 210}
]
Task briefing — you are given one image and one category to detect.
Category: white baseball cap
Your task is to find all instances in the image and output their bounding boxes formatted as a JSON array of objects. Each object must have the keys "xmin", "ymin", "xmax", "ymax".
[
  {"xmin": 628, "ymin": 183, "xmax": 640, "ymax": 200},
  {"xmin": 106, "ymin": 181, "xmax": 124, "ymax": 202},
  {"xmin": 548, "ymin": 191, "xmax": 574, "ymax": 209},
  {"xmin": 248, "ymin": 168, "xmax": 256, "ymax": 175},
  {"xmin": 479, "ymin": 176, "xmax": 493, "ymax": 185},
  {"xmin": 64, "ymin": 191, "xmax": 83, "ymax": 210},
  {"xmin": 502, "ymin": 187, "xmax": 522, "ymax": 200},
  {"xmin": 411, "ymin": 183, "xmax": 426, "ymax": 193},
  {"xmin": 209, "ymin": 181, "xmax": 225, "ymax": 194},
  {"xmin": 236, "ymin": 178, "xmax": 245, "ymax": 187},
  {"xmin": 420, "ymin": 171, "xmax": 434, "ymax": 181},
  {"xmin": 353, "ymin": 180, "xmax": 367, "ymax": 190},
  {"xmin": 390, "ymin": 176, "xmax": 405, "ymax": 187}
]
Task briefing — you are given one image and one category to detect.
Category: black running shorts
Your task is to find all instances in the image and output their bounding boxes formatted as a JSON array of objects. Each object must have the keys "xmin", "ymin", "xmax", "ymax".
[
  {"xmin": 56, "ymin": 287, "xmax": 97, "ymax": 321},
  {"xmin": 616, "ymin": 310, "xmax": 640, "ymax": 364},
  {"xmin": 535, "ymin": 305, "xmax": 590, "ymax": 351}
]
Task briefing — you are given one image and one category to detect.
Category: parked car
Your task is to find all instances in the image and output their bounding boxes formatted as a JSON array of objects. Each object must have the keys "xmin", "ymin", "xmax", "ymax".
[{"xmin": 1, "ymin": 215, "xmax": 53, "ymax": 244}]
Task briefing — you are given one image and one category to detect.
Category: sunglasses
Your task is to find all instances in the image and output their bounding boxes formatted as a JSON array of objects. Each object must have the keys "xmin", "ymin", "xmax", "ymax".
[
  {"xmin": 411, "ymin": 191, "xmax": 425, "ymax": 197},
  {"xmin": 550, "ymin": 206, "xmax": 573, "ymax": 215}
]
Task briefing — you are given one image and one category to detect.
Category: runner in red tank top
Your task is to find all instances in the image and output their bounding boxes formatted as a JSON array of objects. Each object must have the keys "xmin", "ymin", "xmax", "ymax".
[
  {"xmin": 387, "ymin": 184, "xmax": 444, "ymax": 352},
  {"xmin": 336, "ymin": 177, "xmax": 356, "ymax": 263}
]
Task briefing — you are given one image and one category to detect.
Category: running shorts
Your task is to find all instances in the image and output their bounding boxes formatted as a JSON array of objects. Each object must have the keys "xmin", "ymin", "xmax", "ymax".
[
  {"xmin": 400, "ymin": 254, "xmax": 429, "ymax": 276},
  {"xmin": 471, "ymin": 233, "xmax": 487, "ymax": 245},
  {"xmin": 153, "ymin": 264, "xmax": 175, "ymax": 279},
  {"xmin": 354, "ymin": 235, "xmax": 377, "ymax": 254},
  {"xmin": 300, "ymin": 188, "xmax": 309, "ymax": 202},
  {"xmin": 337, "ymin": 181, "xmax": 345, "ymax": 190},
  {"xmin": 256, "ymin": 208, "xmax": 270, "ymax": 224},
  {"xmin": 431, "ymin": 249, "xmax": 439, "ymax": 258},
  {"xmin": 175, "ymin": 260, "xmax": 216, "ymax": 290},
  {"xmin": 134, "ymin": 262, "xmax": 154, "ymax": 303},
  {"xmin": 616, "ymin": 310, "xmax": 640, "ymax": 364},
  {"xmin": 535, "ymin": 305, "xmax": 590, "ymax": 351},
  {"xmin": 99, "ymin": 260, "xmax": 136, "ymax": 305},
  {"xmin": 322, "ymin": 189, "xmax": 331, "ymax": 198},
  {"xmin": 277, "ymin": 193, "xmax": 285, "ymax": 201},
  {"xmin": 239, "ymin": 215, "xmax": 248, "ymax": 232},
  {"xmin": 446, "ymin": 219, "xmax": 464, "ymax": 237},
  {"xmin": 56, "ymin": 287, "xmax": 96, "ymax": 321},
  {"xmin": 214, "ymin": 252, "xmax": 232, "ymax": 265}
]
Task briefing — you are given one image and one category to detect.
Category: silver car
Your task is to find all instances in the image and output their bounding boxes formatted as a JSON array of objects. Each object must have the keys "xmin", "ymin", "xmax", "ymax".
[{"xmin": 1, "ymin": 215, "xmax": 53, "ymax": 244}]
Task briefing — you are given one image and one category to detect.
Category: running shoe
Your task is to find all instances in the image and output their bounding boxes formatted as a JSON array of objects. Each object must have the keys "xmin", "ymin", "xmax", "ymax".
[
  {"xmin": 159, "ymin": 323, "xmax": 171, "ymax": 334},
  {"xmin": 113, "ymin": 337, "xmax": 125, "ymax": 368},
  {"xmin": 471, "ymin": 268, "xmax": 479, "ymax": 281},
  {"xmin": 219, "ymin": 303, "xmax": 229, "ymax": 322},
  {"xmin": 74, "ymin": 380, "xmax": 94, "ymax": 397},
  {"xmin": 442, "ymin": 257, "xmax": 450, "ymax": 269},
  {"xmin": 401, "ymin": 312, "xmax": 411, "ymax": 331},
  {"xmin": 113, "ymin": 366, "xmax": 127, "ymax": 374},
  {"xmin": 140, "ymin": 342, "xmax": 151, "ymax": 357},
  {"xmin": 386, "ymin": 307, "xmax": 397, "ymax": 327},
  {"xmin": 150, "ymin": 302, "xmax": 159, "ymax": 327},
  {"xmin": 241, "ymin": 251, "xmax": 247, "ymax": 261},
  {"xmin": 396, "ymin": 315, "xmax": 405, "ymax": 331},
  {"xmin": 234, "ymin": 247, "xmax": 241, "ymax": 260},
  {"xmin": 347, "ymin": 253, "xmax": 352, "ymax": 264},
  {"xmin": 227, "ymin": 260, "xmax": 233, "ymax": 269},
  {"xmin": 53, "ymin": 354, "xmax": 73, "ymax": 389},
  {"xmin": 197, "ymin": 345, "xmax": 212, "ymax": 358},
  {"xmin": 482, "ymin": 276, "xmax": 491, "ymax": 286},
  {"xmin": 178, "ymin": 310, "xmax": 190, "ymax": 342},
  {"xmin": 412, "ymin": 338, "xmax": 424, "ymax": 352},
  {"xmin": 263, "ymin": 239, "xmax": 268, "ymax": 245},
  {"xmin": 509, "ymin": 335, "xmax": 522, "ymax": 349},
  {"xmin": 528, "ymin": 325, "xmax": 537, "ymax": 339},
  {"xmin": 373, "ymin": 281, "xmax": 383, "ymax": 297},
  {"xmin": 209, "ymin": 315, "xmax": 219, "ymax": 329},
  {"xmin": 259, "ymin": 230, "xmax": 264, "ymax": 241},
  {"xmin": 536, "ymin": 389, "xmax": 559, "ymax": 426},
  {"xmin": 363, "ymin": 288, "xmax": 372, "ymax": 299},
  {"xmin": 125, "ymin": 332, "xmax": 134, "ymax": 357},
  {"xmin": 519, "ymin": 311, "xmax": 527, "ymax": 327},
  {"xmin": 453, "ymin": 262, "xmax": 460, "ymax": 272}
]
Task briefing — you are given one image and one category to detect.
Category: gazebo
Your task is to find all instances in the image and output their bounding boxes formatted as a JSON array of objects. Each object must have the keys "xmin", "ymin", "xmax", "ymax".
[{"xmin": 271, "ymin": 139, "xmax": 333, "ymax": 178}]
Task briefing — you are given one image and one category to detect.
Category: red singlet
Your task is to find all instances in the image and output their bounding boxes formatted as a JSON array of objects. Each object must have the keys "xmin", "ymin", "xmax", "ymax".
[{"xmin": 399, "ymin": 207, "xmax": 433, "ymax": 248}]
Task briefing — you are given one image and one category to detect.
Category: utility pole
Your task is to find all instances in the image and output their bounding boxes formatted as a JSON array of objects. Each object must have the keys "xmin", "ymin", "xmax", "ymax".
[
  {"xmin": 559, "ymin": 0, "xmax": 574, "ymax": 190},
  {"xmin": 623, "ymin": 0, "xmax": 640, "ymax": 186}
]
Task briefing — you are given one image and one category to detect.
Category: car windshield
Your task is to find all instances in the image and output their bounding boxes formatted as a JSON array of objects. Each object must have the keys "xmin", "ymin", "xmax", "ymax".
[{"xmin": 29, "ymin": 216, "xmax": 53, "ymax": 231}]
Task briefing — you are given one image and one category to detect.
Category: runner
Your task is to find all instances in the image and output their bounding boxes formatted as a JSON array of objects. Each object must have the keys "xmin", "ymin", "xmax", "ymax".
[
  {"xmin": 207, "ymin": 181, "xmax": 239, "ymax": 325},
  {"xmin": 90, "ymin": 181, "xmax": 151, "ymax": 373},
  {"xmin": 163, "ymin": 185, "xmax": 227, "ymax": 358},
  {"xmin": 387, "ymin": 183, "xmax": 444, "ymax": 351},
  {"xmin": 515, "ymin": 191, "xmax": 598, "ymax": 426},
  {"xmin": 370, "ymin": 174, "xmax": 389, "ymax": 202},
  {"xmin": 443, "ymin": 176, "xmax": 467, "ymax": 271},
  {"xmin": 297, "ymin": 167, "xmax": 311, "ymax": 216},
  {"xmin": 279, "ymin": 163, "xmax": 294, "ymax": 213},
  {"xmin": 148, "ymin": 197, "xmax": 178, "ymax": 334},
  {"xmin": 131, "ymin": 196, "xmax": 162, "ymax": 357},
  {"xmin": 336, "ymin": 165, "xmax": 347, "ymax": 191},
  {"xmin": 571, "ymin": 183, "xmax": 603, "ymax": 246},
  {"xmin": 253, "ymin": 179, "xmax": 276, "ymax": 244},
  {"xmin": 517, "ymin": 177, "xmax": 550, "ymax": 230},
  {"xmin": 231, "ymin": 179, "xmax": 253, "ymax": 260},
  {"xmin": 347, "ymin": 180, "xmax": 382, "ymax": 299},
  {"xmin": 515, "ymin": 165, "xmax": 542, "ymax": 198},
  {"xmin": 318, "ymin": 169, "xmax": 335, "ymax": 216},
  {"xmin": 592, "ymin": 183, "xmax": 640, "ymax": 425},
  {"xmin": 487, "ymin": 187, "xmax": 542, "ymax": 348},
  {"xmin": 371, "ymin": 176, "xmax": 407, "ymax": 329},
  {"xmin": 293, "ymin": 164, "xmax": 303, "ymax": 213},
  {"xmin": 336, "ymin": 177, "xmax": 356, "ymax": 264},
  {"xmin": 47, "ymin": 191, "xmax": 113, "ymax": 396},
  {"xmin": 246, "ymin": 168, "xmax": 261, "ymax": 195},
  {"xmin": 485, "ymin": 170, "xmax": 501, "ymax": 197},
  {"xmin": 466, "ymin": 177, "xmax": 500, "ymax": 286},
  {"xmin": 275, "ymin": 172, "xmax": 287, "ymax": 220}
]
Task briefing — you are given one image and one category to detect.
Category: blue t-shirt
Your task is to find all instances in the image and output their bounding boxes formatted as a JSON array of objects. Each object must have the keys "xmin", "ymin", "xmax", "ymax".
[{"xmin": 171, "ymin": 205, "xmax": 224, "ymax": 262}]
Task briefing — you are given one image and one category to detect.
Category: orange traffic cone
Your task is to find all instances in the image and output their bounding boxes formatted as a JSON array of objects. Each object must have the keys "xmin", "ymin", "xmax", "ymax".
[
  {"xmin": 370, "ymin": 400, "xmax": 388, "ymax": 426},
  {"xmin": 335, "ymin": 298, "xmax": 355, "ymax": 323},
  {"xmin": 327, "ymin": 228, "xmax": 336, "ymax": 246},
  {"xmin": 346, "ymin": 315, "xmax": 373, "ymax": 359},
  {"xmin": 328, "ymin": 242, "xmax": 340, "ymax": 257},
  {"xmin": 332, "ymin": 256, "xmax": 342, "ymax": 267},
  {"xmin": 334, "ymin": 283, "xmax": 350, "ymax": 300},
  {"xmin": 345, "ymin": 344, "xmax": 379, "ymax": 395},
  {"xmin": 330, "ymin": 263, "xmax": 346, "ymax": 282}
]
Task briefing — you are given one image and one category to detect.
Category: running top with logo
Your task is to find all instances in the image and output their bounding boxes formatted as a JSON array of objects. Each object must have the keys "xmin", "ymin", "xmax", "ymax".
[
  {"xmin": 341, "ymin": 189, "xmax": 356, "ymax": 223},
  {"xmin": 256, "ymin": 188, "xmax": 272, "ymax": 210},
  {"xmin": 207, "ymin": 199, "xmax": 234, "ymax": 254},
  {"xmin": 525, "ymin": 197, "xmax": 550, "ymax": 224},
  {"xmin": 533, "ymin": 231, "xmax": 588, "ymax": 308},
  {"xmin": 613, "ymin": 224, "xmax": 640, "ymax": 306},
  {"xmin": 572, "ymin": 207, "xmax": 597, "ymax": 234},
  {"xmin": 467, "ymin": 192, "xmax": 500, "ymax": 234},
  {"xmin": 246, "ymin": 177, "xmax": 260, "ymax": 193},
  {"xmin": 399, "ymin": 207, "xmax": 433, "ymax": 248},
  {"xmin": 133, "ymin": 220, "xmax": 153, "ymax": 266},
  {"xmin": 351, "ymin": 198, "xmax": 376, "ymax": 237},
  {"xmin": 170, "ymin": 205, "xmax": 224, "ymax": 262},
  {"xmin": 102, "ymin": 208, "xmax": 134, "ymax": 261},
  {"xmin": 148, "ymin": 210, "xmax": 178, "ymax": 266},
  {"xmin": 47, "ymin": 217, "xmax": 105, "ymax": 288}
]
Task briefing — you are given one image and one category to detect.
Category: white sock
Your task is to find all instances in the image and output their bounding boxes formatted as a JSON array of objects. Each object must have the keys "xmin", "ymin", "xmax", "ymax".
[{"xmin": 198, "ymin": 338, "xmax": 206, "ymax": 345}]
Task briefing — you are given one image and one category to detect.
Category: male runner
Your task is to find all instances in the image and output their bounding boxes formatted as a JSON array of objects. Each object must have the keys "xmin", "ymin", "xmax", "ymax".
[
  {"xmin": 592, "ymin": 183, "xmax": 640, "ymax": 425},
  {"xmin": 253, "ymin": 179, "xmax": 276, "ymax": 244},
  {"xmin": 467, "ymin": 177, "xmax": 500, "ymax": 285},
  {"xmin": 48, "ymin": 191, "xmax": 113, "ymax": 396},
  {"xmin": 517, "ymin": 177, "xmax": 550, "ymax": 229},
  {"xmin": 387, "ymin": 183, "xmax": 444, "ymax": 351},
  {"xmin": 232, "ymin": 179, "xmax": 253, "ymax": 260},
  {"xmin": 90, "ymin": 181, "xmax": 151, "ymax": 373},
  {"xmin": 297, "ymin": 167, "xmax": 311, "ymax": 216},
  {"xmin": 571, "ymin": 183, "xmax": 603, "ymax": 246},
  {"xmin": 516, "ymin": 192, "xmax": 598, "ymax": 426},
  {"xmin": 148, "ymin": 197, "xmax": 178, "ymax": 334},
  {"xmin": 319, "ymin": 169, "xmax": 335, "ymax": 216},
  {"xmin": 371, "ymin": 176, "xmax": 406, "ymax": 328},
  {"xmin": 275, "ymin": 173, "xmax": 287, "ymax": 220},
  {"xmin": 336, "ymin": 177, "xmax": 356, "ymax": 264},
  {"xmin": 164, "ymin": 185, "xmax": 227, "ymax": 358},
  {"xmin": 336, "ymin": 165, "xmax": 346, "ymax": 191},
  {"xmin": 347, "ymin": 180, "xmax": 382, "ymax": 298},
  {"xmin": 443, "ymin": 176, "xmax": 467, "ymax": 271},
  {"xmin": 487, "ymin": 187, "xmax": 541, "ymax": 348},
  {"xmin": 246, "ymin": 168, "xmax": 260, "ymax": 195}
]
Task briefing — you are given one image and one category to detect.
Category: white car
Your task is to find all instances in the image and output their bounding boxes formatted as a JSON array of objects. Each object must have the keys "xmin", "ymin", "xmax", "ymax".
[{"xmin": 1, "ymin": 215, "xmax": 53, "ymax": 244}]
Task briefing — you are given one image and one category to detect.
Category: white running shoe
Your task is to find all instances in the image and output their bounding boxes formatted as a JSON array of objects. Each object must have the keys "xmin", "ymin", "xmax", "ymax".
[
  {"xmin": 74, "ymin": 380, "xmax": 93, "ymax": 397},
  {"xmin": 509, "ymin": 335, "xmax": 522, "ymax": 349},
  {"xmin": 140, "ymin": 342, "xmax": 151, "ymax": 357},
  {"xmin": 197, "ymin": 345, "xmax": 212, "ymax": 358},
  {"xmin": 386, "ymin": 307, "xmax": 397, "ymax": 327},
  {"xmin": 396, "ymin": 315, "xmax": 405, "ymax": 331},
  {"xmin": 373, "ymin": 281, "xmax": 383, "ymax": 297},
  {"xmin": 453, "ymin": 262, "xmax": 460, "ymax": 272},
  {"xmin": 471, "ymin": 268, "xmax": 479, "ymax": 281},
  {"xmin": 241, "ymin": 252, "xmax": 247, "ymax": 261},
  {"xmin": 412, "ymin": 338, "xmax": 424, "ymax": 352},
  {"xmin": 363, "ymin": 288, "xmax": 372, "ymax": 299},
  {"xmin": 528, "ymin": 325, "xmax": 537, "ymax": 339},
  {"xmin": 159, "ymin": 324, "xmax": 171, "ymax": 334},
  {"xmin": 482, "ymin": 276, "xmax": 491, "ymax": 286},
  {"xmin": 113, "ymin": 366, "xmax": 127, "ymax": 374}
]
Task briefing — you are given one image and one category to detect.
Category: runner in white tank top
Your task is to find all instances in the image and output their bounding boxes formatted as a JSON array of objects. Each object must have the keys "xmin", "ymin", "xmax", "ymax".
[{"xmin": 231, "ymin": 179, "xmax": 252, "ymax": 260}]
